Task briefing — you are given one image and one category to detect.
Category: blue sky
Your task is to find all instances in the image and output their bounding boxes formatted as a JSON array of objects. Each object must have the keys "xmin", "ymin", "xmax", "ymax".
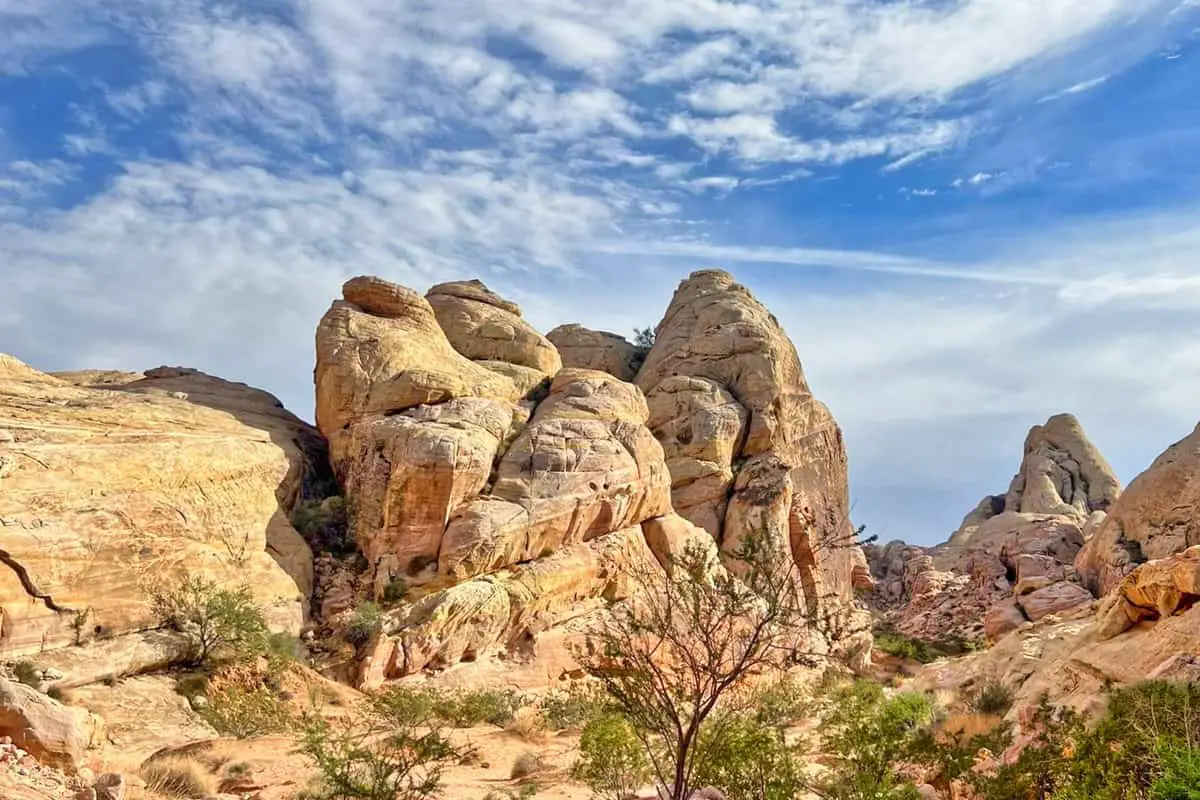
[{"xmin": 3, "ymin": 0, "xmax": 1200, "ymax": 545}]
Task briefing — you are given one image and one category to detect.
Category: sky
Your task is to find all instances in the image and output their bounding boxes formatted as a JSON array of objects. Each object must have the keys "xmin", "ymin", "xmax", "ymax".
[{"xmin": 2, "ymin": 0, "xmax": 1200, "ymax": 546}]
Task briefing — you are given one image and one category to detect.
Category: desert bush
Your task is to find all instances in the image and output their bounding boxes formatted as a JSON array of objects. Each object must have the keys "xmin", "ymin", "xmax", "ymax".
[
  {"xmin": 12, "ymin": 661, "xmax": 39, "ymax": 687},
  {"xmin": 140, "ymin": 754, "xmax": 219, "ymax": 798},
  {"xmin": 539, "ymin": 684, "xmax": 610, "ymax": 731},
  {"xmin": 200, "ymin": 683, "xmax": 293, "ymax": 738},
  {"xmin": 381, "ymin": 579, "xmax": 409, "ymax": 605},
  {"xmin": 150, "ymin": 576, "xmax": 270, "ymax": 667},
  {"xmin": 691, "ymin": 712, "xmax": 804, "ymax": 800},
  {"xmin": 343, "ymin": 602, "xmax": 382, "ymax": 649},
  {"xmin": 298, "ymin": 696, "xmax": 460, "ymax": 800},
  {"xmin": 292, "ymin": 496, "xmax": 353, "ymax": 556},
  {"xmin": 873, "ymin": 625, "xmax": 980, "ymax": 664},
  {"xmin": 484, "ymin": 787, "xmax": 538, "ymax": 800},
  {"xmin": 506, "ymin": 707, "xmax": 549, "ymax": 742},
  {"xmin": 511, "ymin": 751, "xmax": 548, "ymax": 780},
  {"xmin": 375, "ymin": 685, "xmax": 524, "ymax": 729},
  {"xmin": 572, "ymin": 713, "xmax": 651, "ymax": 800},
  {"xmin": 809, "ymin": 681, "xmax": 934, "ymax": 800},
  {"xmin": 967, "ymin": 678, "xmax": 1014, "ymax": 716}
]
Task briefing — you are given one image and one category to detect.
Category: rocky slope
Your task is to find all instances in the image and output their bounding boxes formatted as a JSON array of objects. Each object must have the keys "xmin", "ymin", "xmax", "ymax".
[
  {"xmin": 316, "ymin": 270, "xmax": 872, "ymax": 682},
  {"xmin": 0, "ymin": 358, "xmax": 325, "ymax": 659},
  {"xmin": 866, "ymin": 414, "xmax": 1119, "ymax": 643}
]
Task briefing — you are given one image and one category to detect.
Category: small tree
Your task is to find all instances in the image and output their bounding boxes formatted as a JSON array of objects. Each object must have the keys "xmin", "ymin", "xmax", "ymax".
[
  {"xmin": 632, "ymin": 327, "xmax": 656, "ymax": 350},
  {"xmin": 576, "ymin": 532, "xmax": 822, "ymax": 800},
  {"xmin": 299, "ymin": 690, "xmax": 461, "ymax": 800},
  {"xmin": 572, "ymin": 713, "xmax": 651, "ymax": 800},
  {"xmin": 150, "ymin": 575, "xmax": 270, "ymax": 668}
]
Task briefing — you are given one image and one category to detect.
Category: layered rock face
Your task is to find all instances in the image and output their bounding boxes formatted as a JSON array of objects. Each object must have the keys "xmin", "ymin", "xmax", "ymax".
[
  {"xmin": 0, "ymin": 358, "xmax": 321, "ymax": 658},
  {"xmin": 1076, "ymin": 423, "xmax": 1200, "ymax": 596},
  {"xmin": 869, "ymin": 414, "xmax": 1118, "ymax": 643},
  {"xmin": 316, "ymin": 271, "xmax": 870, "ymax": 680},
  {"xmin": 636, "ymin": 270, "xmax": 866, "ymax": 634}
]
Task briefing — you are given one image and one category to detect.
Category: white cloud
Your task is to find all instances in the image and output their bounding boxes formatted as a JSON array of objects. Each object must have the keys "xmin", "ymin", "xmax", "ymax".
[{"xmin": 1038, "ymin": 74, "xmax": 1111, "ymax": 103}]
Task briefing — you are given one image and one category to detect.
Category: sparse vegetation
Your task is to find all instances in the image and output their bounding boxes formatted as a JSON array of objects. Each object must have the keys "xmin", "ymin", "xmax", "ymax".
[
  {"xmin": 510, "ymin": 751, "xmax": 548, "ymax": 780},
  {"xmin": 381, "ymin": 578, "xmax": 409, "ymax": 605},
  {"xmin": 69, "ymin": 607, "xmax": 91, "ymax": 646},
  {"xmin": 691, "ymin": 711, "xmax": 804, "ymax": 800},
  {"xmin": 12, "ymin": 660, "xmax": 39, "ymax": 687},
  {"xmin": 343, "ymin": 602, "xmax": 383, "ymax": 649},
  {"xmin": 872, "ymin": 624, "xmax": 980, "ymax": 664},
  {"xmin": 967, "ymin": 678, "xmax": 1015, "ymax": 716},
  {"xmin": 149, "ymin": 575, "xmax": 270, "ymax": 668},
  {"xmin": 140, "ymin": 754, "xmax": 219, "ymax": 798},
  {"xmin": 200, "ymin": 683, "xmax": 294, "ymax": 738},
  {"xmin": 572, "ymin": 713, "xmax": 651, "ymax": 800},
  {"xmin": 292, "ymin": 497, "xmax": 353, "ymax": 557},
  {"xmin": 539, "ymin": 683, "xmax": 610, "ymax": 731},
  {"xmin": 505, "ymin": 706, "xmax": 549, "ymax": 742},
  {"xmin": 376, "ymin": 685, "xmax": 524, "ymax": 728}
]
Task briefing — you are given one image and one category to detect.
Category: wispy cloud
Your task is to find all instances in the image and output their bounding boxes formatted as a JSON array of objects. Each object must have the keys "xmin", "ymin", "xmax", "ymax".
[{"xmin": 1038, "ymin": 74, "xmax": 1111, "ymax": 103}]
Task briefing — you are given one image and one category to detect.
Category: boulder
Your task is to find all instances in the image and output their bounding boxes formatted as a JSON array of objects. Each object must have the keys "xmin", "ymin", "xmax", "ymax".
[
  {"xmin": 1095, "ymin": 546, "xmax": 1200, "ymax": 640},
  {"xmin": 1017, "ymin": 581, "xmax": 1093, "ymax": 622},
  {"xmin": 547, "ymin": 324, "xmax": 642, "ymax": 382},
  {"xmin": 0, "ymin": 676, "xmax": 95, "ymax": 771},
  {"xmin": 314, "ymin": 277, "xmax": 516, "ymax": 448},
  {"xmin": 0, "ymin": 360, "xmax": 319, "ymax": 657},
  {"xmin": 984, "ymin": 598, "xmax": 1028, "ymax": 641},
  {"xmin": 1003, "ymin": 414, "xmax": 1120, "ymax": 520},
  {"xmin": 1077, "ymin": 423, "xmax": 1200, "ymax": 596},
  {"xmin": 427, "ymin": 280, "xmax": 562, "ymax": 375}
]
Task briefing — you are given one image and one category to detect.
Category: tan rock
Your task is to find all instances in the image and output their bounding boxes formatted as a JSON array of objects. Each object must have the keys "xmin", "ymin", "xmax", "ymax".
[
  {"xmin": 1017, "ymin": 581, "xmax": 1094, "ymax": 622},
  {"xmin": 436, "ymin": 370, "xmax": 671, "ymax": 582},
  {"xmin": 0, "ymin": 676, "xmax": 94, "ymax": 771},
  {"xmin": 339, "ymin": 399, "xmax": 517, "ymax": 579},
  {"xmin": 984, "ymin": 598, "xmax": 1028, "ymax": 641},
  {"xmin": 427, "ymin": 280, "xmax": 561, "ymax": 375},
  {"xmin": 546, "ymin": 324, "xmax": 641, "ymax": 382},
  {"xmin": 1077, "ymin": 422, "xmax": 1200, "ymax": 596},
  {"xmin": 476, "ymin": 361, "xmax": 550, "ymax": 398},
  {"xmin": 314, "ymin": 278, "xmax": 515, "ymax": 445},
  {"xmin": 0, "ymin": 359, "xmax": 317, "ymax": 657},
  {"xmin": 646, "ymin": 376, "xmax": 747, "ymax": 538},
  {"xmin": 1095, "ymin": 546, "xmax": 1200, "ymax": 640},
  {"xmin": 1004, "ymin": 414, "xmax": 1121, "ymax": 520},
  {"xmin": 1012, "ymin": 554, "xmax": 1067, "ymax": 596},
  {"xmin": 641, "ymin": 514, "xmax": 724, "ymax": 575}
]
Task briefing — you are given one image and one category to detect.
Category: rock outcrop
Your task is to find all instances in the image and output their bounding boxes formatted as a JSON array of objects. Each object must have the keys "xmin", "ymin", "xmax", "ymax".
[
  {"xmin": 315, "ymin": 272, "xmax": 870, "ymax": 680},
  {"xmin": 868, "ymin": 415, "xmax": 1115, "ymax": 644},
  {"xmin": 1076, "ymin": 423, "xmax": 1200, "ymax": 596},
  {"xmin": 0, "ymin": 360, "xmax": 322, "ymax": 658},
  {"xmin": 636, "ymin": 270, "xmax": 866, "ymax": 630},
  {"xmin": 0, "ymin": 676, "xmax": 98, "ymax": 771},
  {"xmin": 1095, "ymin": 545, "xmax": 1200, "ymax": 640},
  {"xmin": 547, "ymin": 325, "xmax": 642, "ymax": 382}
]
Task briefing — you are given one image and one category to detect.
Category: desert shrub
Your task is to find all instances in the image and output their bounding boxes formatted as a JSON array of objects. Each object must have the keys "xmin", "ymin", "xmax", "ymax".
[
  {"xmin": 691, "ymin": 712, "xmax": 803, "ymax": 800},
  {"xmin": 511, "ymin": 751, "xmax": 548, "ymax": 780},
  {"xmin": 873, "ymin": 625, "xmax": 980, "ymax": 665},
  {"xmin": 381, "ymin": 579, "xmax": 409, "ymax": 605},
  {"xmin": 967, "ymin": 678, "xmax": 1014, "ymax": 716},
  {"xmin": 12, "ymin": 661, "xmax": 39, "ymax": 687},
  {"xmin": 343, "ymin": 602, "xmax": 382, "ymax": 649},
  {"xmin": 46, "ymin": 685, "xmax": 71, "ymax": 703},
  {"xmin": 505, "ymin": 707, "xmax": 549, "ymax": 742},
  {"xmin": 266, "ymin": 631, "xmax": 306, "ymax": 668},
  {"xmin": 572, "ymin": 713, "xmax": 651, "ymax": 800},
  {"xmin": 292, "ymin": 496, "xmax": 353, "ymax": 557},
  {"xmin": 810, "ymin": 681, "xmax": 934, "ymax": 800},
  {"xmin": 175, "ymin": 672, "xmax": 210, "ymax": 700},
  {"xmin": 200, "ymin": 683, "xmax": 293, "ymax": 738},
  {"xmin": 750, "ymin": 675, "xmax": 810, "ymax": 729},
  {"xmin": 1151, "ymin": 740, "xmax": 1200, "ymax": 800},
  {"xmin": 539, "ymin": 684, "xmax": 610, "ymax": 731},
  {"xmin": 298, "ymin": 697, "xmax": 459, "ymax": 800},
  {"xmin": 150, "ymin": 576, "xmax": 270, "ymax": 667},
  {"xmin": 484, "ymin": 787, "xmax": 538, "ymax": 800},
  {"xmin": 375, "ymin": 685, "xmax": 524, "ymax": 729},
  {"xmin": 140, "ymin": 754, "xmax": 219, "ymax": 798}
]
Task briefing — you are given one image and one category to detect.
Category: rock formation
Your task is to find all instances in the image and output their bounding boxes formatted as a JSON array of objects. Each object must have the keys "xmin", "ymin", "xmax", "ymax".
[
  {"xmin": 1076, "ymin": 422, "xmax": 1200, "ymax": 596},
  {"xmin": 315, "ymin": 271, "xmax": 871, "ymax": 680},
  {"xmin": 868, "ymin": 414, "xmax": 1117, "ymax": 644},
  {"xmin": 0, "ymin": 676, "xmax": 99, "ymax": 772},
  {"xmin": 0, "ymin": 359, "xmax": 323, "ymax": 658}
]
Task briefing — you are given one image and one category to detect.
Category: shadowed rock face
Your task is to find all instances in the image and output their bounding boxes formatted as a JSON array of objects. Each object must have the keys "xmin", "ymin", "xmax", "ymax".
[
  {"xmin": 0, "ymin": 359, "xmax": 321, "ymax": 658},
  {"xmin": 317, "ymin": 272, "xmax": 872, "ymax": 680}
]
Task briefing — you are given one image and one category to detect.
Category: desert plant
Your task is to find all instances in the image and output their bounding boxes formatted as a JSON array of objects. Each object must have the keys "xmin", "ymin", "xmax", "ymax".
[
  {"xmin": 69, "ymin": 607, "xmax": 91, "ymax": 646},
  {"xmin": 381, "ymin": 579, "xmax": 409, "ymax": 605},
  {"xmin": 505, "ymin": 707, "xmax": 549, "ymax": 742},
  {"xmin": 632, "ymin": 327, "xmax": 655, "ymax": 350},
  {"xmin": 149, "ymin": 576, "xmax": 270, "ymax": 667},
  {"xmin": 572, "ymin": 713, "xmax": 651, "ymax": 800},
  {"xmin": 292, "ymin": 496, "xmax": 353, "ymax": 556},
  {"xmin": 200, "ymin": 683, "xmax": 293, "ymax": 738},
  {"xmin": 539, "ymin": 683, "xmax": 610, "ymax": 731},
  {"xmin": 343, "ymin": 602, "xmax": 383, "ymax": 649},
  {"xmin": 691, "ymin": 712, "xmax": 804, "ymax": 800},
  {"xmin": 809, "ymin": 681, "xmax": 934, "ymax": 800},
  {"xmin": 140, "ymin": 754, "xmax": 219, "ymax": 798},
  {"xmin": 12, "ymin": 661, "xmax": 39, "ymax": 687},
  {"xmin": 967, "ymin": 678, "xmax": 1014, "ymax": 716},
  {"xmin": 511, "ymin": 750, "xmax": 548, "ymax": 780},
  {"xmin": 576, "ymin": 529, "xmax": 843, "ymax": 800},
  {"xmin": 376, "ymin": 686, "xmax": 524, "ymax": 729}
]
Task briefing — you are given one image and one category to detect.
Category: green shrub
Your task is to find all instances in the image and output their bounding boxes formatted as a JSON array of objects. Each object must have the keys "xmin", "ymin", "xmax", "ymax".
[
  {"xmin": 12, "ymin": 661, "xmax": 39, "ymax": 687},
  {"xmin": 692, "ymin": 712, "xmax": 803, "ymax": 800},
  {"xmin": 376, "ymin": 686, "xmax": 524, "ymax": 729},
  {"xmin": 174, "ymin": 672, "xmax": 210, "ymax": 699},
  {"xmin": 343, "ymin": 602, "xmax": 382, "ymax": 649},
  {"xmin": 510, "ymin": 751, "xmax": 547, "ymax": 780},
  {"xmin": 1152, "ymin": 740, "xmax": 1200, "ymax": 800},
  {"xmin": 539, "ymin": 684, "xmax": 609, "ymax": 731},
  {"xmin": 572, "ymin": 713, "xmax": 651, "ymax": 800},
  {"xmin": 140, "ymin": 754, "xmax": 218, "ymax": 798},
  {"xmin": 200, "ymin": 684, "xmax": 293, "ymax": 738},
  {"xmin": 381, "ymin": 579, "xmax": 409, "ymax": 605},
  {"xmin": 751, "ymin": 675, "xmax": 810, "ymax": 729},
  {"xmin": 967, "ymin": 678, "xmax": 1014, "ymax": 716},
  {"xmin": 266, "ymin": 631, "xmax": 306, "ymax": 667},
  {"xmin": 149, "ymin": 576, "xmax": 270, "ymax": 667},
  {"xmin": 292, "ymin": 497, "xmax": 353, "ymax": 557},
  {"xmin": 872, "ymin": 625, "xmax": 981, "ymax": 664}
]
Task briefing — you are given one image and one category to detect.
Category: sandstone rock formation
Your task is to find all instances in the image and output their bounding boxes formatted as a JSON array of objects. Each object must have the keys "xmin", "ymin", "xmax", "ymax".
[
  {"xmin": 547, "ymin": 325, "xmax": 642, "ymax": 382},
  {"xmin": 636, "ymin": 270, "xmax": 865, "ymax": 628},
  {"xmin": 315, "ymin": 272, "xmax": 870, "ymax": 680},
  {"xmin": 1095, "ymin": 545, "xmax": 1200, "ymax": 640},
  {"xmin": 868, "ymin": 414, "xmax": 1115, "ymax": 644},
  {"xmin": 1076, "ymin": 423, "xmax": 1200, "ymax": 596},
  {"xmin": 0, "ymin": 676, "xmax": 97, "ymax": 771},
  {"xmin": 0, "ymin": 360, "xmax": 322, "ymax": 658}
]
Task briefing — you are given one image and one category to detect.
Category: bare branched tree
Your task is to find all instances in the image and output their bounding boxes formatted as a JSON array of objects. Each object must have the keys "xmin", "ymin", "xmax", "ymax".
[{"xmin": 575, "ymin": 530, "xmax": 853, "ymax": 800}]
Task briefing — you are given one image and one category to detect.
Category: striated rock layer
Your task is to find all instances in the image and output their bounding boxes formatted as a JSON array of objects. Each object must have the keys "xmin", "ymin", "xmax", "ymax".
[
  {"xmin": 315, "ymin": 272, "xmax": 871, "ymax": 681},
  {"xmin": 0, "ymin": 359, "xmax": 322, "ymax": 658}
]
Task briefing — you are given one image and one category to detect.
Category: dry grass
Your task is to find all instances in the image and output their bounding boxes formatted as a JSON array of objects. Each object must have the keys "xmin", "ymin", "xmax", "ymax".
[
  {"xmin": 505, "ymin": 706, "xmax": 550, "ymax": 743},
  {"xmin": 938, "ymin": 712, "xmax": 1006, "ymax": 742},
  {"xmin": 139, "ymin": 754, "xmax": 218, "ymax": 798},
  {"xmin": 510, "ymin": 750, "xmax": 549, "ymax": 780}
]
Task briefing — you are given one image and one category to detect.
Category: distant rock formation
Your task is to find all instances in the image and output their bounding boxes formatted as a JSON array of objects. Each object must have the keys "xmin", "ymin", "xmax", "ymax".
[
  {"xmin": 867, "ymin": 414, "xmax": 1118, "ymax": 644},
  {"xmin": 315, "ymin": 270, "xmax": 872, "ymax": 681},
  {"xmin": 0, "ymin": 358, "xmax": 324, "ymax": 658}
]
